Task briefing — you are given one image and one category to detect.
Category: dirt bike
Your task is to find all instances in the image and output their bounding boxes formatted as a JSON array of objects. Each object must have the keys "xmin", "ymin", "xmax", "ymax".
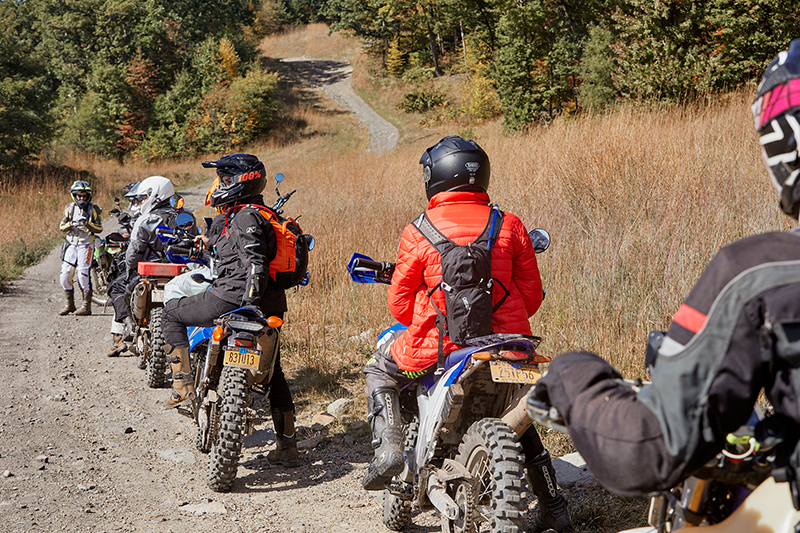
[
  {"xmin": 180, "ymin": 172, "xmax": 312, "ymax": 492},
  {"xmin": 347, "ymin": 228, "xmax": 552, "ymax": 533},
  {"xmin": 527, "ymin": 391, "xmax": 800, "ymax": 532},
  {"xmin": 90, "ymin": 200, "xmax": 135, "ymax": 307},
  {"xmin": 128, "ymin": 212, "xmax": 197, "ymax": 388}
]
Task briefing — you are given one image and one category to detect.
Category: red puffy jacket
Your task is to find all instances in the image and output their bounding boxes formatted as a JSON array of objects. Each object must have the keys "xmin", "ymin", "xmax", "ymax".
[{"xmin": 388, "ymin": 191, "xmax": 543, "ymax": 372}]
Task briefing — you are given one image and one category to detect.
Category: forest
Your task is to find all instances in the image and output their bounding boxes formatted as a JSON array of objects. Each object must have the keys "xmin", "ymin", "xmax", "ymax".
[{"xmin": 1, "ymin": 0, "xmax": 797, "ymax": 168}]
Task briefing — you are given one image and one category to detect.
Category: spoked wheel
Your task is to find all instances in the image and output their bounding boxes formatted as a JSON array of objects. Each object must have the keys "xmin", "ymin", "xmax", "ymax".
[
  {"xmin": 207, "ymin": 365, "xmax": 249, "ymax": 492},
  {"xmin": 449, "ymin": 418, "xmax": 527, "ymax": 533},
  {"xmin": 90, "ymin": 266, "xmax": 111, "ymax": 306},
  {"xmin": 443, "ymin": 480, "xmax": 474, "ymax": 533},
  {"xmin": 145, "ymin": 307, "xmax": 167, "ymax": 388}
]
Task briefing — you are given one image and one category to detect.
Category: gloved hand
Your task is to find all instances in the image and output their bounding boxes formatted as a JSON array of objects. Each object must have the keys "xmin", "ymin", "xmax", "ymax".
[
  {"xmin": 532, "ymin": 351, "xmax": 622, "ymax": 424},
  {"xmin": 241, "ymin": 301, "xmax": 266, "ymax": 322}
]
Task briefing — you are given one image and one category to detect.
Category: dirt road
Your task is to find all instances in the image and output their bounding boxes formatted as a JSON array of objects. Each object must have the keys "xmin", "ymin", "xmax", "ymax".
[
  {"xmin": 281, "ymin": 57, "xmax": 399, "ymax": 153},
  {"xmin": 0, "ymin": 175, "xmax": 444, "ymax": 533}
]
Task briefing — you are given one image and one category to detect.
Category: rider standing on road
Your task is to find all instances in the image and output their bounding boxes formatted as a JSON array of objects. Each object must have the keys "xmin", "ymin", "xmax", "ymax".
[
  {"xmin": 362, "ymin": 135, "xmax": 572, "ymax": 532},
  {"xmin": 58, "ymin": 180, "xmax": 103, "ymax": 316},
  {"xmin": 160, "ymin": 153, "xmax": 300, "ymax": 467},
  {"xmin": 107, "ymin": 176, "xmax": 182, "ymax": 355},
  {"xmin": 530, "ymin": 39, "xmax": 800, "ymax": 498}
]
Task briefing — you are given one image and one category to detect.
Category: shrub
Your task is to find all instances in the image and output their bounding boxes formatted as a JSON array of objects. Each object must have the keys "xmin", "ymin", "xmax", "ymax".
[{"xmin": 398, "ymin": 90, "xmax": 447, "ymax": 113}]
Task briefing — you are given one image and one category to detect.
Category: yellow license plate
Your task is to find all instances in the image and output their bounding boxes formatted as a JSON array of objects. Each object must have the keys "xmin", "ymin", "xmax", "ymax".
[
  {"xmin": 223, "ymin": 347, "xmax": 262, "ymax": 370},
  {"xmin": 489, "ymin": 360, "xmax": 541, "ymax": 384}
]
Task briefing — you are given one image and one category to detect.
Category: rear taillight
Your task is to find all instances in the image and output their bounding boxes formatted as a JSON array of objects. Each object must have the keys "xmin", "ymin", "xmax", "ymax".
[{"xmin": 234, "ymin": 338, "xmax": 253, "ymax": 348}]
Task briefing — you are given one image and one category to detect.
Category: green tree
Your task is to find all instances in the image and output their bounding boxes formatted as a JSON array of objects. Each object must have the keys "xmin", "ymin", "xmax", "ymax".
[{"xmin": 0, "ymin": 2, "xmax": 55, "ymax": 167}]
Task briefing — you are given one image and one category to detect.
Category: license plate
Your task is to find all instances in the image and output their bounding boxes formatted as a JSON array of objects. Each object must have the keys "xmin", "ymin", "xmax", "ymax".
[
  {"xmin": 489, "ymin": 360, "xmax": 541, "ymax": 384},
  {"xmin": 223, "ymin": 347, "xmax": 262, "ymax": 370}
]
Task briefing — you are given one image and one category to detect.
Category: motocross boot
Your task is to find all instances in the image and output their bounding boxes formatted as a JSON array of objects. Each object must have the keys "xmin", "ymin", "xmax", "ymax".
[
  {"xmin": 75, "ymin": 290, "xmax": 92, "ymax": 316},
  {"xmin": 526, "ymin": 450, "xmax": 574, "ymax": 533},
  {"xmin": 59, "ymin": 290, "xmax": 76, "ymax": 315},
  {"xmin": 267, "ymin": 409, "xmax": 302, "ymax": 467},
  {"xmin": 106, "ymin": 334, "xmax": 128, "ymax": 357},
  {"xmin": 165, "ymin": 347, "xmax": 195, "ymax": 408},
  {"xmin": 362, "ymin": 387, "xmax": 404, "ymax": 491}
]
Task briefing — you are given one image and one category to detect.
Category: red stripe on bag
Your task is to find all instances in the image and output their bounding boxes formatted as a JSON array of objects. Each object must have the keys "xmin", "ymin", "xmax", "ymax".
[{"xmin": 673, "ymin": 304, "xmax": 707, "ymax": 334}]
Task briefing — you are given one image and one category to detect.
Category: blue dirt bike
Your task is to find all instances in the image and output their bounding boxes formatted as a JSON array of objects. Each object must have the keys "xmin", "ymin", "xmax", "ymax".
[{"xmin": 347, "ymin": 228, "xmax": 552, "ymax": 533}]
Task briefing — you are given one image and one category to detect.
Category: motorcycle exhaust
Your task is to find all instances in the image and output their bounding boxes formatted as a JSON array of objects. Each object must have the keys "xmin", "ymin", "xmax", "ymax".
[{"xmin": 131, "ymin": 281, "xmax": 149, "ymax": 322}]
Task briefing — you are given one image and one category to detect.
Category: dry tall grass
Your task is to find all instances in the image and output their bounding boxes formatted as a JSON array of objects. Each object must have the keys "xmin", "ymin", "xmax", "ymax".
[
  {"xmin": 259, "ymin": 23, "xmax": 359, "ymax": 59},
  {"xmin": 277, "ymin": 90, "xmax": 787, "ymax": 386}
]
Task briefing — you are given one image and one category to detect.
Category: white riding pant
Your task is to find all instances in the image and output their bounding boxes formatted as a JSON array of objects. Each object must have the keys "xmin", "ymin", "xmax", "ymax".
[{"xmin": 60, "ymin": 243, "xmax": 93, "ymax": 292}]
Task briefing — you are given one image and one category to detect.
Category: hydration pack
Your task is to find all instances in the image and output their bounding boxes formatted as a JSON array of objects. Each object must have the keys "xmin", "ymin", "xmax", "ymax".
[
  {"xmin": 413, "ymin": 206, "xmax": 508, "ymax": 364},
  {"xmin": 237, "ymin": 204, "xmax": 310, "ymax": 290}
]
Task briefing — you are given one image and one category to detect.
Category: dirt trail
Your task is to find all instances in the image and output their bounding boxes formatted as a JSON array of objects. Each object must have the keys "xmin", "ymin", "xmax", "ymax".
[
  {"xmin": 0, "ymin": 177, "xmax": 443, "ymax": 533},
  {"xmin": 281, "ymin": 57, "xmax": 399, "ymax": 153}
]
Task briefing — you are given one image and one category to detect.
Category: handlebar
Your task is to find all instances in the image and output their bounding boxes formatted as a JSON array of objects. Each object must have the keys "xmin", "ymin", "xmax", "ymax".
[{"xmin": 349, "ymin": 256, "xmax": 395, "ymax": 284}]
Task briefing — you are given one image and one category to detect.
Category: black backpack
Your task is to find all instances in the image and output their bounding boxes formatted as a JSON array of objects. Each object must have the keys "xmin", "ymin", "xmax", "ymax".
[{"xmin": 412, "ymin": 206, "xmax": 509, "ymax": 366}]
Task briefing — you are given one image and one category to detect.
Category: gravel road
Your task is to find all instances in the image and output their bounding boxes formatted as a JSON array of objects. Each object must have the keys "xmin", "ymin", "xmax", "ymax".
[
  {"xmin": 0, "ymin": 177, "xmax": 444, "ymax": 533},
  {"xmin": 281, "ymin": 57, "xmax": 400, "ymax": 153}
]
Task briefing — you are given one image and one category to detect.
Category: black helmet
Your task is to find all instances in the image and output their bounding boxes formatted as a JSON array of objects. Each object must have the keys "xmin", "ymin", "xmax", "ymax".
[
  {"xmin": 419, "ymin": 135, "xmax": 490, "ymax": 200},
  {"xmin": 753, "ymin": 38, "xmax": 800, "ymax": 218},
  {"xmin": 202, "ymin": 153, "xmax": 266, "ymax": 209},
  {"xmin": 70, "ymin": 180, "xmax": 92, "ymax": 209}
]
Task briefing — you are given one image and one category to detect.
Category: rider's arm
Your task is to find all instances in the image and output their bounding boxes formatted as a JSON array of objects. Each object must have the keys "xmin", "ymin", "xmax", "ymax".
[
  {"xmin": 507, "ymin": 214, "xmax": 543, "ymax": 317},
  {"xmin": 125, "ymin": 214, "xmax": 165, "ymax": 278},
  {"xmin": 59, "ymin": 205, "xmax": 72, "ymax": 233},
  {"xmin": 388, "ymin": 224, "xmax": 425, "ymax": 326},
  {"xmin": 86, "ymin": 205, "xmax": 103, "ymax": 234},
  {"xmin": 235, "ymin": 209, "xmax": 277, "ymax": 306}
]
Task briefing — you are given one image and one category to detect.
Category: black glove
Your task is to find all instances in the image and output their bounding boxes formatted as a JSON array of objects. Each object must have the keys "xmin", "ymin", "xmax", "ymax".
[{"xmin": 532, "ymin": 351, "xmax": 622, "ymax": 424}]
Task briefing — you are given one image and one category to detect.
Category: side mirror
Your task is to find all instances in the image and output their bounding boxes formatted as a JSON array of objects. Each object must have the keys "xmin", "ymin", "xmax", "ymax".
[
  {"xmin": 170, "ymin": 194, "xmax": 184, "ymax": 210},
  {"xmin": 175, "ymin": 212, "xmax": 195, "ymax": 231},
  {"xmin": 529, "ymin": 229, "xmax": 551, "ymax": 254},
  {"xmin": 275, "ymin": 173, "xmax": 284, "ymax": 183}
]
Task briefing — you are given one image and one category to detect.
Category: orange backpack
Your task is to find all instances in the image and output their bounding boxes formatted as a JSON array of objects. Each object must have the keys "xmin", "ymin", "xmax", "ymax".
[{"xmin": 237, "ymin": 204, "xmax": 311, "ymax": 290}]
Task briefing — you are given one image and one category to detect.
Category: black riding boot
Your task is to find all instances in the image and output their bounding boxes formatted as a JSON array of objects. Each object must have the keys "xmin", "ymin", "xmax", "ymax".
[
  {"xmin": 526, "ymin": 450, "xmax": 573, "ymax": 533},
  {"xmin": 362, "ymin": 387, "xmax": 404, "ymax": 491}
]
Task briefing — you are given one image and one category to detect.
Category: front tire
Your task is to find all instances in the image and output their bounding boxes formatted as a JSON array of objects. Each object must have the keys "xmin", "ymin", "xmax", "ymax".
[
  {"xmin": 449, "ymin": 419, "xmax": 527, "ymax": 533},
  {"xmin": 207, "ymin": 366, "xmax": 248, "ymax": 492},
  {"xmin": 90, "ymin": 266, "xmax": 110, "ymax": 306},
  {"xmin": 145, "ymin": 307, "xmax": 167, "ymax": 388}
]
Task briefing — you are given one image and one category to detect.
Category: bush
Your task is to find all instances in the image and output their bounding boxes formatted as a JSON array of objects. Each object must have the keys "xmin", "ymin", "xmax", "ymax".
[{"xmin": 398, "ymin": 90, "xmax": 447, "ymax": 113}]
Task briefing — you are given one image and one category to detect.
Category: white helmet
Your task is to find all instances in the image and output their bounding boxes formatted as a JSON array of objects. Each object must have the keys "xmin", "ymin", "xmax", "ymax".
[{"xmin": 136, "ymin": 176, "xmax": 174, "ymax": 217}]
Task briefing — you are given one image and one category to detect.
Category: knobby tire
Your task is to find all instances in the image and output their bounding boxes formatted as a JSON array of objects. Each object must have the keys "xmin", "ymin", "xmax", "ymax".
[
  {"xmin": 207, "ymin": 365, "xmax": 248, "ymax": 492},
  {"xmin": 451, "ymin": 418, "xmax": 527, "ymax": 533},
  {"xmin": 145, "ymin": 307, "xmax": 167, "ymax": 388}
]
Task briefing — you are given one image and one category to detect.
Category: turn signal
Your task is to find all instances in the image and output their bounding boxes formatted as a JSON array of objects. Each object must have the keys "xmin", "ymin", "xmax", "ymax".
[
  {"xmin": 472, "ymin": 352, "xmax": 492, "ymax": 361},
  {"xmin": 212, "ymin": 325, "xmax": 224, "ymax": 342},
  {"xmin": 267, "ymin": 316, "xmax": 284, "ymax": 328}
]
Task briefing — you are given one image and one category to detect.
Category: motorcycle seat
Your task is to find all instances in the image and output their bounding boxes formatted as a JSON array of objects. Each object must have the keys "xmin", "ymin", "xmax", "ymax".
[{"xmin": 444, "ymin": 347, "xmax": 473, "ymax": 371}]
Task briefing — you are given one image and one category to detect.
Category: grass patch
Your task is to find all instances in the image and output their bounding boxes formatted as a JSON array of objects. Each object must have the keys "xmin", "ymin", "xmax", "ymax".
[{"xmin": 0, "ymin": 237, "xmax": 61, "ymax": 292}]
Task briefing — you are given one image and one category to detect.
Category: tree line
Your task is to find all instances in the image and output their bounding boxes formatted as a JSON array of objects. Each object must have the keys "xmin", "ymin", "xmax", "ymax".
[
  {"xmin": 323, "ymin": 0, "xmax": 797, "ymax": 129},
  {"xmin": 1, "ymin": 0, "xmax": 797, "ymax": 168},
  {"xmin": 1, "ymin": 0, "xmax": 287, "ymax": 168}
]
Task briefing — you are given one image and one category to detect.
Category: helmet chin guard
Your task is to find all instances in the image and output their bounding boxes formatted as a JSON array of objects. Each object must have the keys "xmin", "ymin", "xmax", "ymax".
[{"xmin": 753, "ymin": 39, "xmax": 800, "ymax": 218}]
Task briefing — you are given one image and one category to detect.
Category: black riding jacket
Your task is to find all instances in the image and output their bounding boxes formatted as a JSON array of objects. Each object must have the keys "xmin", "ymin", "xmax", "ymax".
[
  {"xmin": 208, "ymin": 195, "xmax": 287, "ymax": 316},
  {"xmin": 536, "ymin": 228, "xmax": 800, "ymax": 495}
]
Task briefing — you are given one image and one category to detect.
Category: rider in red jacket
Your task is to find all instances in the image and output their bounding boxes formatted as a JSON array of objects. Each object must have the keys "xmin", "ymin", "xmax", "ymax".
[{"xmin": 363, "ymin": 136, "xmax": 572, "ymax": 533}]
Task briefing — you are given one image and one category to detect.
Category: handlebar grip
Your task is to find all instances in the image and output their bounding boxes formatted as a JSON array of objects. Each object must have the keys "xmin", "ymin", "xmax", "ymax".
[{"xmin": 352, "ymin": 257, "xmax": 383, "ymax": 271}]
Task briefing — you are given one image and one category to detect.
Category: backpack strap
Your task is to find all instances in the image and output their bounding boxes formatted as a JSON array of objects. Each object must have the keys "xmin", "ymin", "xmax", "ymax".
[{"xmin": 411, "ymin": 207, "xmax": 506, "ymax": 368}]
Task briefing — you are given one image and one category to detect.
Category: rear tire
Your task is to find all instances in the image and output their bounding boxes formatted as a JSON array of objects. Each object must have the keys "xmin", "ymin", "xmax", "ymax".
[
  {"xmin": 207, "ymin": 366, "xmax": 248, "ymax": 492},
  {"xmin": 145, "ymin": 307, "xmax": 167, "ymax": 388},
  {"xmin": 449, "ymin": 419, "xmax": 526, "ymax": 533}
]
